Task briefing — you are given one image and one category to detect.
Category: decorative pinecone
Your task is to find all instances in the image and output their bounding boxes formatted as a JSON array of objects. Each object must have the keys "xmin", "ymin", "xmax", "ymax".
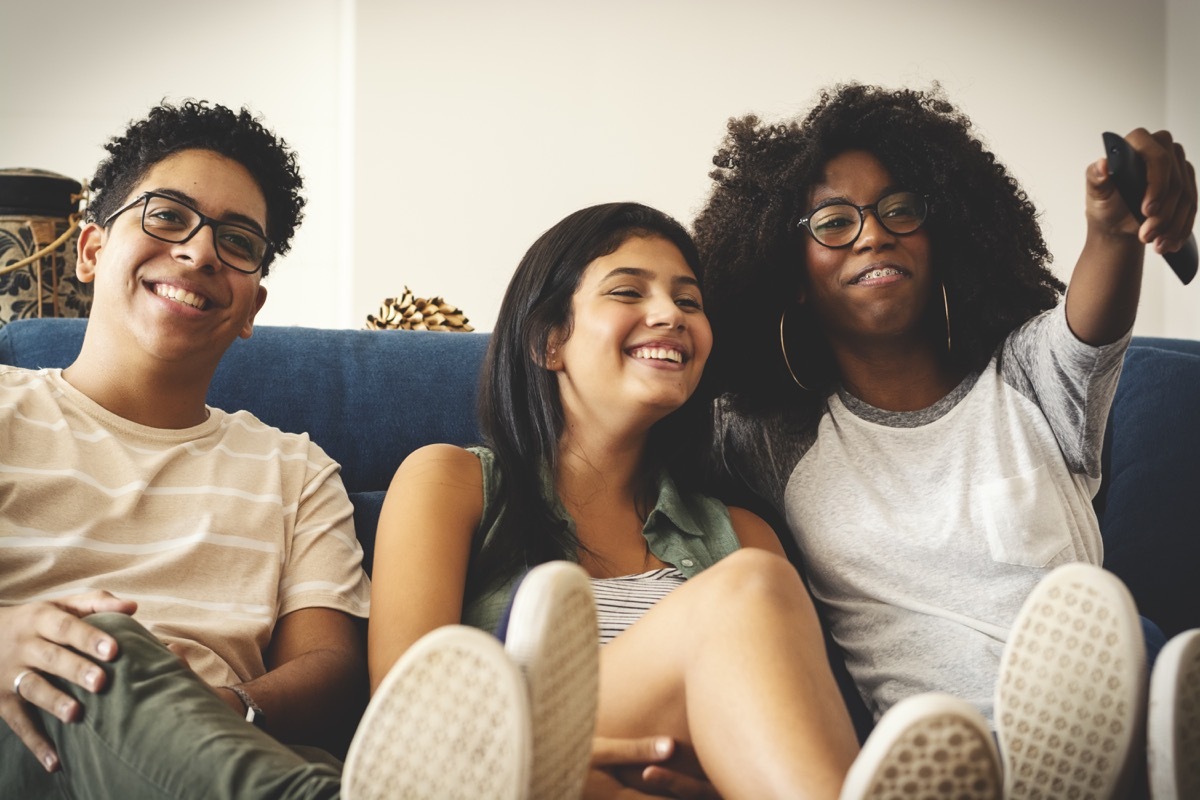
[{"xmin": 366, "ymin": 287, "xmax": 474, "ymax": 332}]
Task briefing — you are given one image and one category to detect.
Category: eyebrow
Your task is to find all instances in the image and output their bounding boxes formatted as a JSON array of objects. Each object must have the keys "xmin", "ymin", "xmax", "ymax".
[
  {"xmin": 808, "ymin": 185, "xmax": 906, "ymax": 209},
  {"xmin": 601, "ymin": 266, "xmax": 700, "ymax": 288},
  {"xmin": 152, "ymin": 188, "xmax": 267, "ymax": 235}
]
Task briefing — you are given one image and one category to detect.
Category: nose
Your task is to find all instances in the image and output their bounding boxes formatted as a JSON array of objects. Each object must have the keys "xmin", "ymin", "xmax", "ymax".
[
  {"xmin": 645, "ymin": 294, "xmax": 685, "ymax": 329},
  {"xmin": 853, "ymin": 208, "xmax": 897, "ymax": 251},
  {"xmin": 170, "ymin": 223, "xmax": 222, "ymax": 272}
]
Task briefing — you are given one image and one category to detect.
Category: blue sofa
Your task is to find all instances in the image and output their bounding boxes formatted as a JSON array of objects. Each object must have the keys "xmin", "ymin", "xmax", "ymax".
[{"xmin": 3, "ymin": 317, "xmax": 1198, "ymax": 732}]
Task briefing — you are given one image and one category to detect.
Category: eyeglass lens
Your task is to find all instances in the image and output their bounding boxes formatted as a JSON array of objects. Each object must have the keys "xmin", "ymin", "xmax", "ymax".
[
  {"xmin": 141, "ymin": 195, "xmax": 268, "ymax": 272},
  {"xmin": 807, "ymin": 191, "xmax": 927, "ymax": 247}
]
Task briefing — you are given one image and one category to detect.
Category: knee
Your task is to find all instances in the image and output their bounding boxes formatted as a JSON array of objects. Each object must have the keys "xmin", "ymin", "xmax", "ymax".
[
  {"xmin": 86, "ymin": 611, "xmax": 143, "ymax": 633},
  {"xmin": 702, "ymin": 549, "xmax": 815, "ymax": 615},
  {"xmin": 84, "ymin": 612, "xmax": 155, "ymax": 647},
  {"xmin": 81, "ymin": 613, "xmax": 173, "ymax": 682},
  {"xmin": 710, "ymin": 547, "xmax": 799, "ymax": 584}
]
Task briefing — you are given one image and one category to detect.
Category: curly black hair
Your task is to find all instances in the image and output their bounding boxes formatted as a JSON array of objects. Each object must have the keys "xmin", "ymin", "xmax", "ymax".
[
  {"xmin": 693, "ymin": 83, "xmax": 1064, "ymax": 418},
  {"xmin": 87, "ymin": 100, "xmax": 305, "ymax": 276}
]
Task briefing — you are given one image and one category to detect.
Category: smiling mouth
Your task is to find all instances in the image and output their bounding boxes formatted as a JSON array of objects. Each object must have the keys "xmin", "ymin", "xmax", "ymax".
[
  {"xmin": 850, "ymin": 266, "xmax": 909, "ymax": 285},
  {"xmin": 152, "ymin": 283, "xmax": 210, "ymax": 310},
  {"xmin": 629, "ymin": 346, "xmax": 684, "ymax": 364}
]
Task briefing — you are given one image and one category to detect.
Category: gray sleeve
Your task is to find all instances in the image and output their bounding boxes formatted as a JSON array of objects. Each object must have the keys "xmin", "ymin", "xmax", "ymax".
[{"xmin": 998, "ymin": 303, "xmax": 1131, "ymax": 478}]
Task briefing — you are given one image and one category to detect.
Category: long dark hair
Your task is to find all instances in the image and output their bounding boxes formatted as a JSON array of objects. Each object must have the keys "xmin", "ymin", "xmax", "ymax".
[
  {"xmin": 694, "ymin": 83, "xmax": 1063, "ymax": 420},
  {"xmin": 469, "ymin": 202, "xmax": 707, "ymax": 600}
]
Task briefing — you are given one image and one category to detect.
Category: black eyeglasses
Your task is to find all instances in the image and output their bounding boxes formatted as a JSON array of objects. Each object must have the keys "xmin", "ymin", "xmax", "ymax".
[
  {"xmin": 102, "ymin": 191, "xmax": 274, "ymax": 274},
  {"xmin": 797, "ymin": 191, "xmax": 930, "ymax": 248}
]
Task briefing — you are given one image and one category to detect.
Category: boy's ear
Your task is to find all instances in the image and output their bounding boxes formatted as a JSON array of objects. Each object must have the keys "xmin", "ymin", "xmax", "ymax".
[
  {"xmin": 239, "ymin": 284, "xmax": 268, "ymax": 339},
  {"xmin": 75, "ymin": 222, "xmax": 104, "ymax": 283}
]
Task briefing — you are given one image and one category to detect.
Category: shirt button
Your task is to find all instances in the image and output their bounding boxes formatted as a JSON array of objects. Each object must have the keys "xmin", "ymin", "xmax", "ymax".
[{"xmin": 680, "ymin": 558, "xmax": 694, "ymax": 568}]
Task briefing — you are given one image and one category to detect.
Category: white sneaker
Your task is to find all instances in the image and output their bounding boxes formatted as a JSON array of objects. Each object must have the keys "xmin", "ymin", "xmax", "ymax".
[
  {"xmin": 1148, "ymin": 628, "xmax": 1200, "ymax": 800},
  {"xmin": 503, "ymin": 561, "xmax": 599, "ymax": 800},
  {"xmin": 839, "ymin": 692, "xmax": 1001, "ymax": 800},
  {"xmin": 342, "ymin": 625, "xmax": 532, "ymax": 800},
  {"xmin": 996, "ymin": 563, "xmax": 1147, "ymax": 800}
]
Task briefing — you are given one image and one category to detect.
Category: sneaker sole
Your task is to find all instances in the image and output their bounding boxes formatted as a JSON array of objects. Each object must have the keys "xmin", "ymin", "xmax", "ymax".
[
  {"xmin": 840, "ymin": 692, "xmax": 1001, "ymax": 800},
  {"xmin": 503, "ymin": 561, "xmax": 598, "ymax": 800},
  {"xmin": 1148, "ymin": 629, "xmax": 1200, "ymax": 800},
  {"xmin": 343, "ymin": 625, "xmax": 531, "ymax": 800},
  {"xmin": 996, "ymin": 563, "xmax": 1146, "ymax": 800}
]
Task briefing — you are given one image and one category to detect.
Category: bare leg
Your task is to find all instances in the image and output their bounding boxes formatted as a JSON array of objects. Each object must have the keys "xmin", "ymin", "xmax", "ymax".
[{"xmin": 596, "ymin": 549, "xmax": 859, "ymax": 800}]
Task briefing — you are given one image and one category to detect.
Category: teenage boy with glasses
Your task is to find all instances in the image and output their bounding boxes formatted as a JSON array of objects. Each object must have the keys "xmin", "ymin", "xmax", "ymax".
[{"xmin": 0, "ymin": 100, "xmax": 370, "ymax": 798}]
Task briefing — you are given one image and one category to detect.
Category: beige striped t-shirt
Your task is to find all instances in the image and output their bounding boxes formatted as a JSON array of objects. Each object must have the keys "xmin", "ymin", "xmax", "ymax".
[{"xmin": 0, "ymin": 366, "xmax": 371, "ymax": 687}]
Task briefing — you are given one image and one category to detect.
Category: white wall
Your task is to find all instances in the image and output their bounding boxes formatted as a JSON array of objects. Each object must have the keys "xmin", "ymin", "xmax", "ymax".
[
  {"xmin": 1, "ymin": 0, "xmax": 348, "ymax": 328},
  {"xmin": 355, "ymin": 0, "xmax": 1196, "ymax": 336},
  {"xmin": 1160, "ymin": 0, "xmax": 1200, "ymax": 337},
  {"xmin": 4, "ymin": 0, "xmax": 1197, "ymax": 336}
]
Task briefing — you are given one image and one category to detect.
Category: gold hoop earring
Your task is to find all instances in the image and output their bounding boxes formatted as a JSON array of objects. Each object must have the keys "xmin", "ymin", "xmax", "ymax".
[
  {"xmin": 779, "ymin": 309, "xmax": 809, "ymax": 391},
  {"xmin": 941, "ymin": 282, "xmax": 952, "ymax": 354}
]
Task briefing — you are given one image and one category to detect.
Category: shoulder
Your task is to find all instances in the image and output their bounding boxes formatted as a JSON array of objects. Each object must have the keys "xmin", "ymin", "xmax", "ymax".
[
  {"xmin": 726, "ymin": 505, "xmax": 786, "ymax": 556},
  {"xmin": 998, "ymin": 302, "xmax": 1129, "ymax": 392},
  {"xmin": 0, "ymin": 364, "xmax": 52, "ymax": 393},
  {"xmin": 0, "ymin": 368, "xmax": 63, "ymax": 442},
  {"xmin": 379, "ymin": 444, "xmax": 486, "ymax": 546},
  {"xmin": 0, "ymin": 368, "xmax": 85, "ymax": 430},
  {"xmin": 391, "ymin": 443, "xmax": 485, "ymax": 493},
  {"xmin": 214, "ymin": 408, "xmax": 341, "ymax": 466},
  {"xmin": 0, "ymin": 364, "xmax": 37, "ymax": 379},
  {"xmin": 0, "ymin": 366, "xmax": 50, "ymax": 408},
  {"xmin": 399, "ymin": 442, "xmax": 484, "ymax": 470}
]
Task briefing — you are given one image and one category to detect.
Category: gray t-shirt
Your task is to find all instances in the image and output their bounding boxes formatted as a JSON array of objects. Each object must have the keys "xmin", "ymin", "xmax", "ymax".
[{"xmin": 716, "ymin": 303, "xmax": 1130, "ymax": 725}]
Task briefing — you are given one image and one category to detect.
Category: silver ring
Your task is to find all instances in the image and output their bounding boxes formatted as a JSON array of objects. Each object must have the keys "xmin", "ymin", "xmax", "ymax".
[{"xmin": 12, "ymin": 669, "xmax": 34, "ymax": 697}]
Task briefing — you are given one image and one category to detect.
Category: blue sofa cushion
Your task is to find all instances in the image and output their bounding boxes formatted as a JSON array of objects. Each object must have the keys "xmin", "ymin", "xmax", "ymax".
[{"xmin": 1100, "ymin": 343, "xmax": 1200, "ymax": 637}]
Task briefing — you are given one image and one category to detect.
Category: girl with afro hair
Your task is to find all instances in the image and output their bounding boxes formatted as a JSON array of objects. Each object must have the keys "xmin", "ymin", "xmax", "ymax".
[{"xmin": 693, "ymin": 83, "xmax": 1197, "ymax": 799}]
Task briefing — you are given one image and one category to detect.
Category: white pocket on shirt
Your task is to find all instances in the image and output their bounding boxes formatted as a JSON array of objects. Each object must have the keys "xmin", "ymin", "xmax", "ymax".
[{"xmin": 979, "ymin": 466, "xmax": 1072, "ymax": 568}]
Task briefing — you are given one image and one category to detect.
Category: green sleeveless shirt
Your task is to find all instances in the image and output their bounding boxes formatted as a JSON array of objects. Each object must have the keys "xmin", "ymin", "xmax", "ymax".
[{"xmin": 461, "ymin": 446, "xmax": 741, "ymax": 633}]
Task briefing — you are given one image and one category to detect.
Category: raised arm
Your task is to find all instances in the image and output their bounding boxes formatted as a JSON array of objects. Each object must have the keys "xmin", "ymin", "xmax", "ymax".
[
  {"xmin": 367, "ymin": 444, "xmax": 485, "ymax": 693},
  {"xmin": 1066, "ymin": 128, "xmax": 1197, "ymax": 345}
]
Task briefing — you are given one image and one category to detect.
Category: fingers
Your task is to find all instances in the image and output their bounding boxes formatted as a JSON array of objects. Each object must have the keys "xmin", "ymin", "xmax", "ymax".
[
  {"xmin": 641, "ymin": 766, "xmax": 723, "ymax": 799},
  {"xmin": 583, "ymin": 767, "xmax": 660, "ymax": 799},
  {"xmin": 59, "ymin": 589, "xmax": 138, "ymax": 620},
  {"xmin": 1128, "ymin": 128, "xmax": 1197, "ymax": 251},
  {"xmin": 589, "ymin": 737, "xmax": 719, "ymax": 798},
  {"xmin": 591, "ymin": 735, "xmax": 674, "ymax": 767},
  {"xmin": 0, "ymin": 594, "xmax": 136, "ymax": 774},
  {"xmin": 0, "ymin": 698, "xmax": 61, "ymax": 773},
  {"xmin": 0, "ymin": 599, "xmax": 126, "ymax": 731},
  {"xmin": 9, "ymin": 669, "xmax": 83, "ymax": 723},
  {"xmin": 27, "ymin": 604, "xmax": 117, "ymax": 686},
  {"xmin": 1160, "ymin": 143, "xmax": 1198, "ymax": 252}
]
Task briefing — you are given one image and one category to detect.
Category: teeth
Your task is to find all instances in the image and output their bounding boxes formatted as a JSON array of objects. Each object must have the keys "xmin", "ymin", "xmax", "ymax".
[
  {"xmin": 856, "ymin": 267, "xmax": 903, "ymax": 283},
  {"xmin": 631, "ymin": 347, "xmax": 683, "ymax": 363},
  {"xmin": 155, "ymin": 284, "xmax": 207, "ymax": 310}
]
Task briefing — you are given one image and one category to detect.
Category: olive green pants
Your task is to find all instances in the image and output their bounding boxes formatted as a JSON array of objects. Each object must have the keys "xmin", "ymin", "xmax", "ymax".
[{"xmin": 0, "ymin": 613, "xmax": 341, "ymax": 799}]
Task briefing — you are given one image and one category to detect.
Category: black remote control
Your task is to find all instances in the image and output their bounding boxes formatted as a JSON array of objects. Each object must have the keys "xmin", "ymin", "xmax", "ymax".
[{"xmin": 1102, "ymin": 132, "xmax": 1197, "ymax": 284}]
